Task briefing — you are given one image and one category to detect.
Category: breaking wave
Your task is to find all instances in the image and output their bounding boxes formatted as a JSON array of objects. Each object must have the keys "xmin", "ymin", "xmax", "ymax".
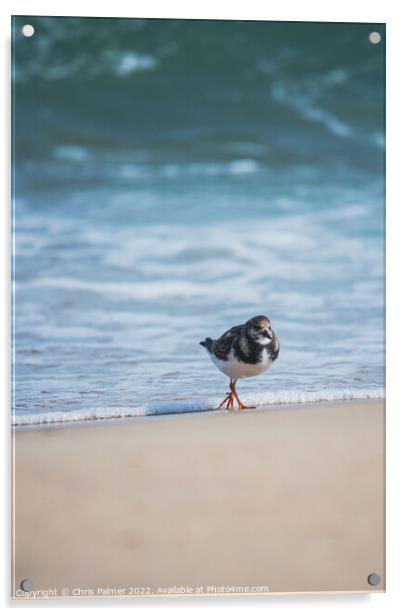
[{"xmin": 13, "ymin": 388, "xmax": 385, "ymax": 427}]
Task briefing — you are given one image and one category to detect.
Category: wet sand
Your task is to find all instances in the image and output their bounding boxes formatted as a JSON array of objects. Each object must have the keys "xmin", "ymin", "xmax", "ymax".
[{"xmin": 12, "ymin": 399, "xmax": 385, "ymax": 599}]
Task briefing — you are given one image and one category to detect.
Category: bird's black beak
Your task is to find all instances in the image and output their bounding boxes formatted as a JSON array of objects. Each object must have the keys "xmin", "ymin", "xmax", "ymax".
[{"xmin": 264, "ymin": 329, "xmax": 272, "ymax": 340}]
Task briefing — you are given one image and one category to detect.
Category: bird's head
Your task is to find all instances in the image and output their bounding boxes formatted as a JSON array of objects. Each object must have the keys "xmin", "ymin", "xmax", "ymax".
[{"xmin": 245, "ymin": 315, "xmax": 273, "ymax": 345}]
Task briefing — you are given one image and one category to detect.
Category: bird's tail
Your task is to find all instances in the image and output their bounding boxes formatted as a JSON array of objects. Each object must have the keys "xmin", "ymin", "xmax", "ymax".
[{"xmin": 200, "ymin": 337, "xmax": 214, "ymax": 352}]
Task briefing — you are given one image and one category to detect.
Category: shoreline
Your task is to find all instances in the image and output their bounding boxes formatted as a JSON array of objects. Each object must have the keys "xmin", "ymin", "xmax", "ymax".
[
  {"xmin": 12, "ymin": 398, "xmax": 385, "ymax": 597},
  {"xmin": 12, "ymin": 395, "xmax": 385, "ymax": 432}
]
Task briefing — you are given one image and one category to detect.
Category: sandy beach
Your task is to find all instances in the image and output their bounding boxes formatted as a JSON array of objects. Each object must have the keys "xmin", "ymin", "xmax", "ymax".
[{"xmin": 12, "ymin": 399, "xmax": 385, "ymax": 599}]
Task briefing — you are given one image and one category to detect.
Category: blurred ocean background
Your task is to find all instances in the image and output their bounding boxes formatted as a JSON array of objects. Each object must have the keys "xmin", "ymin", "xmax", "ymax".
[{"xmin": 12, "ymin": 17, "xmax": 385, "ymax": 426}]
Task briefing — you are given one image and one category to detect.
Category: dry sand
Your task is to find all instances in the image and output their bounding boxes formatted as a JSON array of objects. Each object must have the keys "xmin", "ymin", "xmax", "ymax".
[{"xmin": 12, "ymin": 399, "xmax": 385, "ymax": 599}]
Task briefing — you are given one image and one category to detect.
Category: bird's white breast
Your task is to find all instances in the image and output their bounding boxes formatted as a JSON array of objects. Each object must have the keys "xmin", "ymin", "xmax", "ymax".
[{"xmin": 208, "ymin": 347, "xmax": 273, "ymax": 379}]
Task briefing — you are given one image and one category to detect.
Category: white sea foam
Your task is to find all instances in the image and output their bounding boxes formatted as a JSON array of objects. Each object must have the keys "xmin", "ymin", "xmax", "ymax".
[
  {"xmin": 160, "ymin": 160, "xmax": 260, "ymax": 178},
  {"xmin": 53, "ymin": 145, "xmax": 90, "ymax": 162},
  {"xmin": 13, "ymin": 388, "xmax": 384, "ymax": 427},
  {"xmin": 271, "ymin": 82, "xmax": 354, "ymax": 139},
  {"xmin": 112, "ymin": 51, "xmax": 157, "ymax": 76},
  {"xmin": 15, "ymin": 44, "xmax": 158, "ymax": 82},
  {"xmin": 15, "ymin": 209, "xmax": 382, "ymax": 316},
  {"xmin": 270, "ymin": 73, "xmax": 384, "ymax": 150}
]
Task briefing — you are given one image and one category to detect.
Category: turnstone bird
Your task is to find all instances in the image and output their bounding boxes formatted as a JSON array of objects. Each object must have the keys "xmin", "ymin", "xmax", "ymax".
[{"xmin": 200, "ymin": 315, "xmax": 279, "ymax": 411}]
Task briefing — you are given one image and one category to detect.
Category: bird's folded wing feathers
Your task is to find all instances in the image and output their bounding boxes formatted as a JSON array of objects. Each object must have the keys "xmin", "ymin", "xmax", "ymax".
[{"xmin": 212, "ymin": 325, "xmax": 242, "ymax": 359}]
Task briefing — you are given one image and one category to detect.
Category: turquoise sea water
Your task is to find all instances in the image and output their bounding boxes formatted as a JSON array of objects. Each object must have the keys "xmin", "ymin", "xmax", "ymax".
[{"xmin": 12, "ymin": 17, "xmax": 385, "ymax": 426}]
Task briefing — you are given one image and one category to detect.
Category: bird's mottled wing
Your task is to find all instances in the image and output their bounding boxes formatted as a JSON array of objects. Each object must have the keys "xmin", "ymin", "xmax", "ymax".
[{"xmin": 212, "ymin": 325, "xmax": 243, "ymax": 360}]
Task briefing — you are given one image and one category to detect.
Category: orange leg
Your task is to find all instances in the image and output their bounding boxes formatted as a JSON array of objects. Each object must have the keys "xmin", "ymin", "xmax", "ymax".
[
  {"xmin": 230, "ymin": 379, "xmax": 255, "ymax": 410},
  {"xmin": 218, "ymin": 380, "xmax": 255, "ymax": 411},
  {"xmin": 218, "ymin": 390, "xmax": 235, "ymax": 411}
]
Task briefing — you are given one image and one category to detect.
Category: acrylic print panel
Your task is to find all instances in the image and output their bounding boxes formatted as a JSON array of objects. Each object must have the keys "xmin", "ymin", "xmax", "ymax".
[{"xmin": 11, "ymin": 16, "xmax": 385, "ymax": 599}]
